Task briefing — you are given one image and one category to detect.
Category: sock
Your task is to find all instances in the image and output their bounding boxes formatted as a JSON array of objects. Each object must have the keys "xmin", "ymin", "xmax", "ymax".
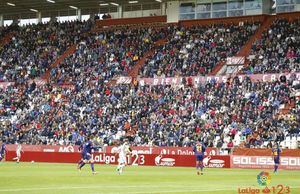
[
  {"xmin": 274, "ymin": 165, "xmax": 278, "ymax": 172},
  {"xmin": 79, "ymin": 162, "xmax": 85, "ymax": 169},
  {"xmin": 200, "ymin": 164, "xmax": 203, "ymax": 172},
  {"xmin": 78, "ymin": 160, "xmax": 84, "ymax": 168},
  {"xmin": 90, "ymin": 163, "xmax": 95, "ymax": 172},
  {"xmin": 120, "ymin": 164, "xmax": 125, "ymax": 173}
]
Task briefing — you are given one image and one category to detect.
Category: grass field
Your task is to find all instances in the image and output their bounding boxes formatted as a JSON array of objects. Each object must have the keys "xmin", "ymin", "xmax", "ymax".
[{"xmin": 0, "ymin": 162, "xmax": 299, "ymax": 194}]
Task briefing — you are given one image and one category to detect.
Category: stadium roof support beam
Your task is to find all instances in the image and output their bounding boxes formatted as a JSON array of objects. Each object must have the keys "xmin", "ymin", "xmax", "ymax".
[
  {"xmin": 166, "ymin": 1, "xmax": 179, "ymax": 23},
  {"xmin": 0, "ymin": 15, "xmax": 3, "ymax": 27},
  {"xmin": 37, "ymin": 12, "xmax": 42, "ymax": 23},
  {"xmin": 118, "ymin": 5, "xmax": 123, "ymax": 19},
  {"xmin": 77, "ymin": 9, "xmax": 82, "ymax": 21},
  {"xmin": 161, "ymin": 2, "xmax": 166, "ymax": 15}
]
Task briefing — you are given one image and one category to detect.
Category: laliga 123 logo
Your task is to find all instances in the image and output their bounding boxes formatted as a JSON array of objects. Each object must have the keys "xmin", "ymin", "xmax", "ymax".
[
  {"xmin": 257, "ymin": 171, "xmax": 271, "ymax": 186},
  {"xmin": 238, "ymin": 172, "xmax": 290, "ymax": 194}
]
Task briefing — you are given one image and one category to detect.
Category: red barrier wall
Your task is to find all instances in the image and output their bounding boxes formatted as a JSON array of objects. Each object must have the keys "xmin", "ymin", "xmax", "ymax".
[
  {"xmin": 5, "ymin": 145, "xmax": 218, "ymax": 156},
  {"xmin": 179, "ymin": 12, "xmax": 300, "ymax": 27},
  {"xmin": 5, "ymin": 146, "xmax": 300, "ymax": 170},
  {"xmin": 5, "ymin": 151, "xmax": 230, "ymax": 168},
  {"xmin": 96, "ymin": 16, "xmax": 167, "ymax": 27},
  {"xmin": 131, "ymin": 72, "xmax": 300, "ymax": 86},
  {"xmin": 231, "ymin": 156, "xmax": 300, "ymax": 170},
  {"xmin": 233, "ymin": 148, "xmax": 300, "ymax": 157},
  {"xmin": 94, "ymin": 12, "xmax": 300, "ymax": 28}
]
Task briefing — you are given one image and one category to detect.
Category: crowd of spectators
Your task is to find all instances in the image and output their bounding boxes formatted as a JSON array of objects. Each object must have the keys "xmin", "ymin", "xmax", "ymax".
[
  {"xmin": 0, "ymin": 18, "xmax": 299, "ymax": 150},
  {"xmin": 0, "ymin": 20, "xmax": 93, "ymax": 82},
  {"xmin": 50, "ymin": 26, "xmax": 170, "ymax": 84},
  {"xmin": 241, "ymin": 18, "xmax": 300, "ymax": 74},
  {"xmin": 0, "ymin": 26, "xmax": 11, "ymax": 40},
  {"xmin": 1, "ymin": 74, "xmax": 298, "ymax": 149},
  {"xmin": 139, "ymin": 21, "xmax": 260, "ymax": 77}
]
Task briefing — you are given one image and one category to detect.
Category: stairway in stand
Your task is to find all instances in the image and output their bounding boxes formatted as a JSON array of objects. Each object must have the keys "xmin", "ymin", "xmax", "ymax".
[
  {"xmin": 279, "ymin": 100, "xmax": 296, "ymax": 115},
  {"xmin": 128, "ymin": 38, "xmax": 167, "ymax": 78},
  {"xmin": 209, "ymin": 15, "xmax": 275, "ymax": 75},
  {"xmin": 108, "ymin": 38, "xmax": 167, "ymax": 86},
  {"xmin": 208, "ymin": 61, "xmax": 226, "ymax": 76},
  {"xmin": 236, "ymin": 16, "xmax": 274, "ymax": 57},
  {"xmin": 41, "ymin": 23, "xmax": 168, "ymax": 82},
  {"xmin": 40, "ymin": 44, "xmax": 77, "ymax": 80},
  {"xmin": 0, "ymin": 32, "xmax": 15, "ymax": 47}
]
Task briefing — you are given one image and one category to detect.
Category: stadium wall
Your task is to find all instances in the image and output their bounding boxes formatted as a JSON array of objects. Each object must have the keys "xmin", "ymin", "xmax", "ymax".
[
  {"xmin": 95, "ymin": 15, "xmax": 167, "ymax": 27},
  {"xmin": 5, "ymin": 151, "xmax": 230, "ymax": 168},
  {"xmin": 95, "ymin": 11, "xmax": 300, "ymax": 28},
  {"xmin": 166, "ymin": 1, "xmax": 180, "ymax": 23},
  {"xmin": 5, "ymin": 145, "xmax": 217, "ymax": 156},
  {"xmin": 180, "ymin": 14, "xmax": 266, "ymax": 26},
  {"xmin": 117, "ymin": 72, "xmax": 300, "ymax": 86},
  {"xmin": 231, "ymin": 148, "xmax": 300, "ymax": 170},
  {"xmin": 4, "ymin": 145, "xmax": 300, "ymax": 170},
  {"xmin": 123, "ymin": 9, "xmax": 162, "ymax": 18},
  {"xmin": 1, "ymin": 72, "xmax": 299, "ymax": 90},
  {"xmin": 274, "ymin": 11, "xmax": 300, "ymax": 20}
]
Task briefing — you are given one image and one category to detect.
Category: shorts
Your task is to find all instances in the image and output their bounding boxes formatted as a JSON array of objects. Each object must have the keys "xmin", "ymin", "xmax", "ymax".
[
  {"xmin": 274, "ymin": 157, "xmax": 280, "ymax": 164},
  {"xmin": 118, "ymin": 155, "xmax": 127, "ymax": 164},
  {"xmin": 16, "ymin": 151, "xmax": 21, "ymax": 158},
  {"xmin": 196, "ymin": 155, "xmax": 204, "ymax": 161},
  {"xmin": 0, "ymin": 153, "xmax": 4, "ymax": 160},
  {"xmin": 83, "ymin": 154, "xmax": 92, "ymax": 161}
]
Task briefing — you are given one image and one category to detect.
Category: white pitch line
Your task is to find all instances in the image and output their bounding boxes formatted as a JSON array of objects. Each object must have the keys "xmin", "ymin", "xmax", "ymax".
[
  {"xmin": 0, "ymin": 187, "xmax": 235, "ymax": 193},
  {"xmin": 104, "ymin": 188, "xmax": 245, "ymax": 194},
  {"xmin": 0, "ymin": 186, "xmax": 299, "ymax": 193},
  {"xmin": 0, "ymin": 185, "xmax": 238, "ymax": 193}
]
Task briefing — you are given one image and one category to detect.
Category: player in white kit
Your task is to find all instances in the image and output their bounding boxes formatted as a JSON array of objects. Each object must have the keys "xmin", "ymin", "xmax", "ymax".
[
  {"xmin": 116, "ymin": 140, "xmax": 132, "ymax": 175},
  {"xmin": 13, "ymin": 142, "xmax": 22, "ymax": 163}
]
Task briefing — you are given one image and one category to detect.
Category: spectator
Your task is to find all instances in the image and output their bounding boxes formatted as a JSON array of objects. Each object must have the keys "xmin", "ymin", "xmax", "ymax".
[
  {"xmin": 242, "ymin": 18, "xmax": 300, "ymax": 74},
  {"xmin": 0, "ymin": 75, "xmax": 298, "ymax": 147},
  {"xmin": 0, "ymin": 20, "xmax": 93, "ymax": 82},
  {"xmin": 51, "ymin": 25, "xmax": 170, "ymax": 84},
  {"xmin": 139, "ymin": 21, "xmax": 260, "ymax": 77}
]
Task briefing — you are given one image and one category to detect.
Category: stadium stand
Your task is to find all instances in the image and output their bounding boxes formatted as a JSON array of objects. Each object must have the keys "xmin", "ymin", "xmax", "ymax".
[
  {"xmin": 0, "ymin": 20, "xmax": 93, "ymax": 82},
  {"xmin": 50, "ymin": 25, "xmax": 170, "ymax": 84},
  {"xmin": 0, "ymin": 74, "xmax": 299, "ymax": 149},
  {"xmin": 0, "ymin": 26, "xmax": 10, "ymax": 40},
  {"xmin": 241, "ymin": 18, "xmax": 300, "ymax": 74},
  {"xmin": 0, "ymin": 12, "xmax": 299, "ymax": 150},
  {"xmin": 139, "ymin": 21, "xmax": 260, "ymax": 77}
]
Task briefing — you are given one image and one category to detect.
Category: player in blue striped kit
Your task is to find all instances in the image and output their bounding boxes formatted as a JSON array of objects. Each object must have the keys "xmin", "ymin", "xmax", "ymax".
[
  {"xmin": 77, "ymin": 143, "xmax": 84, "ymax": 170},
  {"xmin": 77, "ymin": 136, "xmax": 97, "ymax": 174},
  {"xmin": 193, "ymin": 141, "xmax": 206, "ymax": 175},
  {"xmin": 272, "ymin": 143, "xmax": 281, "ymax": 173},
  {"xmin": 0, "ymin": 140, "xmax": 6, "ymax": 162}
]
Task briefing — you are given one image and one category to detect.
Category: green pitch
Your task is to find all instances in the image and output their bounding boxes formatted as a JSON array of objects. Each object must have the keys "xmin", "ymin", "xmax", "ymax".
[{"xmin": 0, "ymin": 162, "xmax": 299, "ymax": 194}]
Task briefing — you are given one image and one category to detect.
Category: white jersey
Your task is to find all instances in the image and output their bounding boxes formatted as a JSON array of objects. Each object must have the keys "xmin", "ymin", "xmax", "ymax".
[
  {"xmin": 117, "ymin": 143, "xmax": 131, "ymax": 164},
  {"xmin": 16, "ymin": 144, "xmax": 22, "ymax": 157},
  {"xmin": 118, "ymin": 143, "xmax": 130, "ymax": 157}
]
